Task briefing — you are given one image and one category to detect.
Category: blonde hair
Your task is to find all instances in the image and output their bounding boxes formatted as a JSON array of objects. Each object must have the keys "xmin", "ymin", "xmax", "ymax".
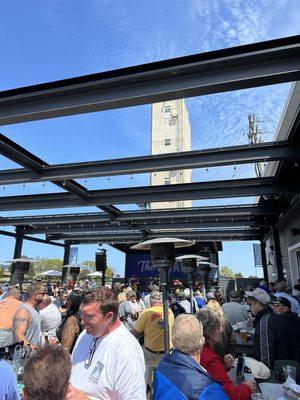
[
  {"xmin": 118, "ymin": 292, "xmax": 127, "ymax": 303},
  {"xmin": 206, "ymin": 299, "xmax": 224, "ymax": 322},
  {"xmin": 171, "ymin": 314, "xmax": 204, "ymax": 356}
]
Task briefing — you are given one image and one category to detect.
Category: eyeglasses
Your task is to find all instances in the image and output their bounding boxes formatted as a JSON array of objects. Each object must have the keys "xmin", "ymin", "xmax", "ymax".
[{"xmin": 85, "ymin": 337, "xmax": 99, "ymax": 368}]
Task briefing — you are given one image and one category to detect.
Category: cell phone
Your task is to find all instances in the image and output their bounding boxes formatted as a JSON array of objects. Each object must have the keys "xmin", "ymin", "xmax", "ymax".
[{"xmin": 236, "ymin": 356, "xmax": 245, "ymax": 379}]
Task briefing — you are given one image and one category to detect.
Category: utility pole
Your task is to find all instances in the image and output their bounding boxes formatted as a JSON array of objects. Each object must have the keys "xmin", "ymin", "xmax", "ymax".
[{"xmin": 248, "ymin": 114, "xmax": 262, "ymax": 177}]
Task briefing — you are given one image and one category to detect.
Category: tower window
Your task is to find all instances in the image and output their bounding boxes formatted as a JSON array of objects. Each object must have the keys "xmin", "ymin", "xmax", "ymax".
[
  {"xmin": 164, "ymin": 178, "xmax": 171, "ymax": 185},
  {"xmin": 165, "ymin": 138, "xmax": 171, "ymax": 146}
]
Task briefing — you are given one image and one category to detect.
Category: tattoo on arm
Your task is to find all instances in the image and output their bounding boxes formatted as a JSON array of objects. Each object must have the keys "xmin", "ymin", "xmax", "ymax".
[
  {"xmin": 14, "ymin": 309, "xmax": 31, "ymax": 344},
  {"xmin": 14, "ymin": 317, "xmax": 30, "ymax": 329}
]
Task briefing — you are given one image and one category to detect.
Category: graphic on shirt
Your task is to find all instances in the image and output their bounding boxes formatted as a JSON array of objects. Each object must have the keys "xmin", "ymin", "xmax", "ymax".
[
  {"xmin": 89, "ymin": 361, "xmax": 104, "ymax": 384},
  {"xmin": 150, "ymin": 312, "xmax": 161, "ymax": 322}
]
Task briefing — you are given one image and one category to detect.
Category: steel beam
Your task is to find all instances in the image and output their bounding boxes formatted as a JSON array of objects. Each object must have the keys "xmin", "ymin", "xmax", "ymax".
[
  {"xmin": 0, "ymin": 36, "xmax": 299, "ymax": 125},
  {"xmin": 0, "ymin": 141, "xmax": 298, "ymax": 185},
  {"xmin": 23, "ymin": 218, "xmax": 272, "ymax": 235},
  {"xmin": 0, "ymin": 177, "xmax": 298, "ymax": 211},
  {"xmin": 0, "ymin": 204, "xmax": 283, "ymax": 227},
  {"xmin": 0, "ymin": 133, "xmax": 121, "ymax": 218},
  {"xmin": 0, "ymin": 229, "xmax": 65, "ymax": 247},
  {"xmin": 45, "ymin": 229, "xmax": 264, "ymax": 243}
]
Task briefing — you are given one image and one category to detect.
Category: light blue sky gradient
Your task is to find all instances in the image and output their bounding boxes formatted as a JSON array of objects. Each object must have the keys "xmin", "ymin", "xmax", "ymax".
[{"xmin": 0, "ymin": 1, "xmax": 299, "ymax": 276}]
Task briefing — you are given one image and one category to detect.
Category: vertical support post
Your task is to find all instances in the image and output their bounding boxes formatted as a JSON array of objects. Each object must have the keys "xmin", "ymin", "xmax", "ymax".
[
  {"xmin": 101, "ymin": 268, "xmax": 106, "ymax": 287},
  {"xmin": 272, "ymin": 226, "xmax": 284, "ymax": 281},
  {"xmin": 62, "ymin": 243, "xmax": 70, "ymax": 284},
  {"xmin": 260, "ymin": 241, "xmax": 268, "ymax": 282},
  {"xmin": 187, "ymin": 272, "xmax": 194, "ymax": 314},
  {"xmin": 161, "ymin": 278, "xmax": 170, "ymax": 355},
  {"xmin": 10, "ymin": 228, "xmax": 24, "ymax": 285}
]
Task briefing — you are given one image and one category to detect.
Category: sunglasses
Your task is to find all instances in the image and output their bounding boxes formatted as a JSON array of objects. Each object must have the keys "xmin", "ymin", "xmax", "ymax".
[{"xmin": 85, "ymin": 337, "xmax": 99, "ymax": 368}]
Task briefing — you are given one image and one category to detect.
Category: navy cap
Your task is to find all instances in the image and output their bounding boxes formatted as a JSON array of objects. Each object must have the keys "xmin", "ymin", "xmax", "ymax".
[{"xmin": 271, "ymin": 296, "xmax": 291, "ymax": 309}]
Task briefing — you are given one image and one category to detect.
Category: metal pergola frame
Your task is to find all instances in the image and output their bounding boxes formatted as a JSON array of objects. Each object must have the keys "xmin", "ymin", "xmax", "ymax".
[
  {"xmin": 0, "ymin": 35, "xmax": 299, "ymax": 282},
  {"xmin": 0, "ymin": 35, "xmax": 299, "ymax": 125}
]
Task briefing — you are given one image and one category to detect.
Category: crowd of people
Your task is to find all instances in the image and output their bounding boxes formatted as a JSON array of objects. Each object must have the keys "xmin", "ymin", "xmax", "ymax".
[{"xmin": 0, "ymin": 277, "xmax": 299, "ymax": 399}]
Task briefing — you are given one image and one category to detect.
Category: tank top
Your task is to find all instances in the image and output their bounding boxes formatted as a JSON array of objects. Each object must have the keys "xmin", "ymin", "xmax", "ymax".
[{"xmin": 12, "ymin": 303, "xmax": 41, "ymax": 346}]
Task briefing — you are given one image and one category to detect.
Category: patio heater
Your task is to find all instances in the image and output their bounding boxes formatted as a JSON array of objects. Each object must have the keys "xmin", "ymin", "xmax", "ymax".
[
  {"xmin": 176, "ymin": 255, "xmax": 208, "ymax": 314},
  {"xmin": 198, "ymin": 261, "xmax": 219, "ymax": 288},
  {"xmin": 61, "ymin": 264, "xmax": 81, "ymax": 285},
  {"xmin": 131, "ymin": 237, "xmax": 195, "ymax": 355},
  {"xmin": 7, "ymin": 258, "xmax": 35, "ymax": 288}
]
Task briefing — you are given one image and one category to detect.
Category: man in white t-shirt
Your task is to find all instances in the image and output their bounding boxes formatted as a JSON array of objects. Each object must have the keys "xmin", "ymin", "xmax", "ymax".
[
  {"xmin": 67, "ymin": 287, "xmax": 146, "ymax": 400},
  {"xmin": 39, "ymin": 295, "xmax": 62, "ymax": 338}
]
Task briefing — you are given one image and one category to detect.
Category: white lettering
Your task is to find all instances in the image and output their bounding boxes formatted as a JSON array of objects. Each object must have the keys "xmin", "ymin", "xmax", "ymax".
[{"xmin": 138, "ymin": 260, "xmax": 157, "ymax": 272}]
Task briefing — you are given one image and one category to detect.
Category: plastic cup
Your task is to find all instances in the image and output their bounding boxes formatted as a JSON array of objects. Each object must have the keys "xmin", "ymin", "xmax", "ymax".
[
  {"xmin": 283, "ymin": 365, "xmax": 296, "ymax": 381},
  {"xmin": 240, "ymin": 330, "xmax": 248, "ymax": 343}
]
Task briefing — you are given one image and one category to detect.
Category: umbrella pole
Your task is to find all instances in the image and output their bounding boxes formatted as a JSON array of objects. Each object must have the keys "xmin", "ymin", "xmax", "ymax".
[
  {"xmin": 188, "ymin": 272, "xmax": 193, "ymax": 314},
  {"xmin": 160, "ymin": 266, "xmax": 170, "ymax": 355}
]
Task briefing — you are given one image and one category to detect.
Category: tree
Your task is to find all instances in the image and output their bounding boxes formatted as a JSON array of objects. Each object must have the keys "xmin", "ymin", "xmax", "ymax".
[
  {"xmin": 105, "ymin": 266, "xmax": 114, "ymax": 279},
  {"xmin": 234, "ymin": 272, "xmax": 244, "ymax": 279},
  {"xmin": 81, "ymin": 260, "xmax": 95, "ymax": 269},
  {"xmin": 220, "ymin": 266, "xmax": 235, "ymax": 278}
]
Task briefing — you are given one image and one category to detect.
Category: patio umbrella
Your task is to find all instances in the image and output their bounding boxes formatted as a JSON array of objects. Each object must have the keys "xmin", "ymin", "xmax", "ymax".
[
  {"xmin": 5, "ymin": 258, "xmax": 36, "ymax": 263},
  {"xmin": 40, "ymin": 270, "xmax": 62, "ymax": 277},
  {"xmin": 87, "ymin": 271, "xmax": 102, "ymax": 277}
]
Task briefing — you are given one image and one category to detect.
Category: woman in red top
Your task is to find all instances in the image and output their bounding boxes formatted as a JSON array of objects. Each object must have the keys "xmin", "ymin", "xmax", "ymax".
[{"xmin": 197, "ymin": 308, "xmax": 255, "ymax": 400}]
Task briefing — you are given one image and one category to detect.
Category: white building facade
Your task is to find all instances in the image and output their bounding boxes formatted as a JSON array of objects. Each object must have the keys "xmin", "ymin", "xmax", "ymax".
[{"xmin": 150, "ymin": 99, "xmax": 192, "ymax": 209}]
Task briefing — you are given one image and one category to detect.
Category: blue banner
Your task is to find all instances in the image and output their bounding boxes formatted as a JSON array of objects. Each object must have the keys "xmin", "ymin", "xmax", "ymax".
[
  {"xmin": 253, "ymin": 243, "xmax": 262, "ymax": 268},
  {"xmin": 125, "ymin": 253, "xmax": 187, "ymax": 279},
  {"xmin": 69, "ymin": 247, "xmax": 78, "ymax": 265}
]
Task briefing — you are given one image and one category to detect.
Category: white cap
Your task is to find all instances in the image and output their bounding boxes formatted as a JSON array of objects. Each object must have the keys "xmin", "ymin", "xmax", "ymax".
[{"xmin": 245, "ymin": 288, "xmax": 270, "ymax": 305}]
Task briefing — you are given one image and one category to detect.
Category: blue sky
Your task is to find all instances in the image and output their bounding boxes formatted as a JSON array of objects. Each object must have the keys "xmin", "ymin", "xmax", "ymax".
[{"xmin": 0, "ymin": 0, "xmax": 299, "ymax": 276}]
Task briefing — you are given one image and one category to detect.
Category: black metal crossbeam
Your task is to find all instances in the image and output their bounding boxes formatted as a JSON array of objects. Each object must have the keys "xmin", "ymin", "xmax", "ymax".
[
  {"xmin": 0, "ymin": 177, "xmax": 298, "ymax": 211},
  {"xmin": 0, "ymin": 204, "xmax": 283, "ymax": 227},
  {"xmin": 0, "ymin": 133, "xmax": 120, "ymax": 217},
  {"xmin": 0, "ymin": 141, "xmax": 298, "ymax": 185},
  {"xmin": 0, "ymin": 229, "xmax": 64, "ymax": 247},
  {"xmin": 22, "ymin": 218, "xmax": 272, "ymax": 235},
  {"xmin": 0, "ymin": 36, "xmax": 299, "ymax": 125},
  {"xmin": 45, "ymin": 229, "xmax": 265, "ymax": 244}
]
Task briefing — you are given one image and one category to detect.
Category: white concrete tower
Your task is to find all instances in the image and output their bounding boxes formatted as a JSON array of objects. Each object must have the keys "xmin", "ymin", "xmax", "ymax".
[{"xmin": 150, "ymin": 99, "xmax": 192, "ymax": 209}]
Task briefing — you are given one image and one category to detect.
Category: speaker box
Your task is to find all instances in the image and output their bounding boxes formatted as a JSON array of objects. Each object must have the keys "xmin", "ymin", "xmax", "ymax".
[{"xmin": 95, "ymin": 251, "xmax": 107, "ymax": 271}]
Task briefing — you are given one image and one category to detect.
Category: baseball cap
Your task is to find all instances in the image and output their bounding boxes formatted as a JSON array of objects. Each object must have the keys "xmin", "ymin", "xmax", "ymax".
[
  {"xmin": 271, "ymin": 296, "xmax": 291, "ymax": 309},
  {"xmin": 245, "ymin": 288, "xmax": 271, "ymax": 305}
]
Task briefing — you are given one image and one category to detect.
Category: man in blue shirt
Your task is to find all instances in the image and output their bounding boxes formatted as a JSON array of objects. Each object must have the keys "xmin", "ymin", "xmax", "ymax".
[
  {"xmin": 154, "ymin": 314, "xmax": 228, "ymax": 400},
  {"xmin": 0, "ymin": 360, "xmax": 20, "ymax": 400}
]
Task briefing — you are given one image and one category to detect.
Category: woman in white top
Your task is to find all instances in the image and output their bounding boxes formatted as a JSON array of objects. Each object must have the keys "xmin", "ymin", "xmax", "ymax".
[{"xmin": 118, "ymin": 291, "xmax": 142, "ymax": 330}]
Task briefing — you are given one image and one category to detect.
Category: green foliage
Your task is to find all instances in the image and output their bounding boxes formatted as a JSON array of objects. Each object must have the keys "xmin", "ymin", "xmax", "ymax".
[
  {"xmin": 220, "ymin": 266, "xmax": 235, "ymax": 278},
  {"xmin": 33, "ymin": 258, "xmax": 63, "ymax": 273},
  {"xmin": 24, "ymin": 257, "xmax": 116, "ymax": 280},
  {"xmin": 81, "ymin": 260, "xmax": 95, "ymax": 268}
]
